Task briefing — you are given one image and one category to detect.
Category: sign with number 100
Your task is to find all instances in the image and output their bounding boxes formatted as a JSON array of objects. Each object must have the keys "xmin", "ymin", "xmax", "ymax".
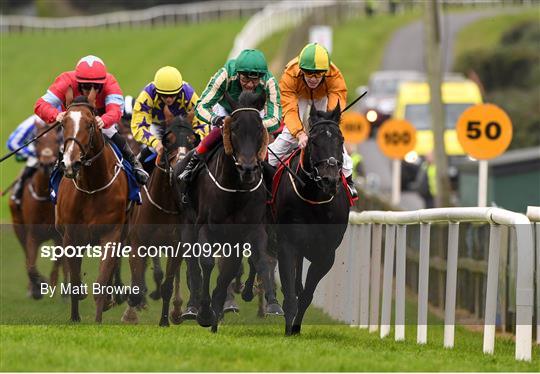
[{"xmin": 377, "ymin": 119, "xmax": 416, "ymax": 160}]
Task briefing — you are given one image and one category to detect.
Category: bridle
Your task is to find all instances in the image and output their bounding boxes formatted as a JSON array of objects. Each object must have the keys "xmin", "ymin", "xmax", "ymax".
[
  {"xmin": 301, "ymin": 119, "xmax": 343, "ymax": 185},
  {"xmin": 62, "ymin": 102, "xmax": 105, "ymax": 166},
  {"xmin": 228, "ymin": 107, "xmax": 263, "ymax": 169}
]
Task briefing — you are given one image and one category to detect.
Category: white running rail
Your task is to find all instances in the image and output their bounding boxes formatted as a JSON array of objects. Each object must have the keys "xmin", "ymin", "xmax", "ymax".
[
  {"xmin": 312, "ymin": 207, "xmax": 535, "ymax": 361},
  {"xmin": 526, "ymin": 206, "xmax": 540, "ymax": 346}
]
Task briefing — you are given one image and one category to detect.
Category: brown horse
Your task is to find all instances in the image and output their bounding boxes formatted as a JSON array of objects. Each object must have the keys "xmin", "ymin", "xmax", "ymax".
[
  {"xmin": 122, "ymin": 146, "xmax": 185, "ymax": 325},
  {"xmin": 122, "ymin": 115, "xmax": 199, "ymax": 325},
  {"xmin": 56, "ymin": 94, "xmax": 129, "ymax": 323},
  {"xmin": 9, "ymin": 120, "xmax": 66, "ymax": 299}
]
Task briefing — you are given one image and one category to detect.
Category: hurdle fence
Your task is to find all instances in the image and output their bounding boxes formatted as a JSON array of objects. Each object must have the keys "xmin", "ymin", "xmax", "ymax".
[{"xmin": 310, "ymin": 207, "xmax": 537, "ymax": 361}]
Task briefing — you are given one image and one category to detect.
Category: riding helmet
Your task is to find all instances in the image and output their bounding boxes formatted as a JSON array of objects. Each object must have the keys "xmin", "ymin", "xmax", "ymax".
[
  {"xmin": 299, "ymin": 43, "xmax": 330, "ymax": 72},
  {"xmin": 154, "ymin": 66, "xmax": 183, "ymax": 95},
  {"xmin": 235, "ymin": 49, "xmax": 268, "ymax": 78},
  {"xmin": 75, "ymin": 55, "xmax": 108, "ymax": 83}
]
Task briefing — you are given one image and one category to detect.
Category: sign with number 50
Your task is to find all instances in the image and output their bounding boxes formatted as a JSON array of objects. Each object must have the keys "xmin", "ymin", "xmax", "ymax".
[{"xmin": 456, "ymin": 104, "xmax": 513, "ymax": 160}]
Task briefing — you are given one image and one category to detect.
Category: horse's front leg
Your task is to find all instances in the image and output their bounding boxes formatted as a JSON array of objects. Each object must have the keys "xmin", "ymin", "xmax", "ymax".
[
  {"xmin": 158, "ymin": 255, "xmax": 181, "ymax": 327},
  {"xmin": 278, "ymin": 240, "xmax": 298, "ymax": 335},
  {"xmin": 196, "ymin": 225, "xmax": 216, "ymax": 328},
  {"xmin": 210, "ymin": 256, "xmax": 243, "ymax": 333},
  {"xmin": 292, "ymin": 252, "xmax": 335, "ymax": 335}
]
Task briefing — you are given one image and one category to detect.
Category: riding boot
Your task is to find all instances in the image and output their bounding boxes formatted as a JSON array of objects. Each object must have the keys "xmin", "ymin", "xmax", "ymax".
[
  {"xmin": 11, "ymin": 166, "xmax": 38, "ymax": 206},
  {"xmin": 111, "ymin": 133, "xmax": 149, "ymax": 185},
  {"xmin": 138, "ymin": 146, "xmax": 156, "ymax": 176},
  {"xmin": 346, "ymin": 175, "xmax": 358, "ymax": 199},
  {"xmin": 178, "ymin": 151, "xmax": 203, "ymax": 183}
]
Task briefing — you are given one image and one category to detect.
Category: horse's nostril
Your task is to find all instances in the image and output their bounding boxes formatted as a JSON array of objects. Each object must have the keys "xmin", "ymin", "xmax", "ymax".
[{"xmin": 72, "ymin": 161, "xmax": 82, "ymax": 171}]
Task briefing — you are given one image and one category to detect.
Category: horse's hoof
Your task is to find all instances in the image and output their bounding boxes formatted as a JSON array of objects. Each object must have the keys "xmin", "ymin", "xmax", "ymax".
[
  {"xmin": 241, "ymin": 288, "xmax": 254, "ymax": 302},
  {"xmin": 121, "ymin": 307, "xmax": 139, "ymax": 324},
  {"xmin": 223, "ymin": 300, "xmax": 240, "ymax": 314},
  {"xmin": 265, "ymin": 302, "xmax": 284, "ymax": 316},
  {"xmin": 211, "ymin": 324, "xmax": 218, "ymax": 333},
  {"xmin": 149, "ymin": 290, "xmax": 161, "ymax": 300},
  {"xmin": 170, "ymin": 309, "xmax": 184, "ymax": 325},
  {"xmin": 291, "ymin": 324, "xmax": 301, "ymax": 335},
  {"xmin": 181, "ymin": 306, "xmax": 198, "ymax": 320},
  {"xmin": 159, "ymin": 317, "xmax": 170, "ymax": 327},
  {"xmin": 71, "ymin": 316, "xmax": 81, "ymax": 323},
  {"xmin": 196, "ymin": 308, "xmax": 216, "ymax": 328}
]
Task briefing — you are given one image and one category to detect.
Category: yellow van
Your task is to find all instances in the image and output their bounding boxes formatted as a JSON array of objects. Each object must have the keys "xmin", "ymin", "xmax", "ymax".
[{"xmin": 393, "ymin": 79, "xmax": 483, "ymax": 157}]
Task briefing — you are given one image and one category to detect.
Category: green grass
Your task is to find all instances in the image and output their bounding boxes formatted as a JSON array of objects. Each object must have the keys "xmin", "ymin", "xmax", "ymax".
[
  {"xmin": 453, "ymin": 11, "xmax": 540, "ymax": 65},
  {"xmin": 1, "ymin": 227, "xmax": 538, "ymax": 371},
  {"xmin": 0, "ymin": 19, "xmax": 246, "ymax": 221}
]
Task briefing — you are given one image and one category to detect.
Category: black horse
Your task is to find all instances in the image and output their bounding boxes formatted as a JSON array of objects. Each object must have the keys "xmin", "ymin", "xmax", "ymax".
[
  {"xmin": 170, "ymin": 91, "xmax": 282, "ymax": 332},
  {"xmin": 271, "ymin": 103, "xmax": 350, "ymax": 335}
]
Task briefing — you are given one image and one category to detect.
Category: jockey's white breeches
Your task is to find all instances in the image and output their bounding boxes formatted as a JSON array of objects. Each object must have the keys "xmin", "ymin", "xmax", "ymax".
[{"xmin": 102, "ymin": 125, "xmax": 118, "ymax": 138}]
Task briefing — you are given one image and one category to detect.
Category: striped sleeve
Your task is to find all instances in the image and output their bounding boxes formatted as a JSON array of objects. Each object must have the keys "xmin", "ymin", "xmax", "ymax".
[
  {"xmin": 131, "ymin": 90, "xmax": 158, "ymax": 148},
  {"xmin": 195, "ymin": 68, "xmax": 228, "ymax": 125},
  {"xmin": 7, "ymin": 115, "xmax": 37, "ymax": 157},
  {"xmin": 262, "ymin": 76, "xmax": 281, "ymax": 132}
]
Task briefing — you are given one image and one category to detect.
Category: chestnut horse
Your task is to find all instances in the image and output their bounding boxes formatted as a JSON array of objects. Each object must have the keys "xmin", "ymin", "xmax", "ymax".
[
  {"xmin": 9, "ymin": 120, "xmax": 66, "ymax": 299},
  {"xmin": 56, "ymin": 94, "xmax": 129, "ymax": 323}
]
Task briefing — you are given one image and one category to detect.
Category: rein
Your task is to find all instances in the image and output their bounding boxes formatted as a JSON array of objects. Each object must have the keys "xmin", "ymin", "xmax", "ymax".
[{"xmin": 71, "ymin": 143, "xmax": 123, "ymax": 195}]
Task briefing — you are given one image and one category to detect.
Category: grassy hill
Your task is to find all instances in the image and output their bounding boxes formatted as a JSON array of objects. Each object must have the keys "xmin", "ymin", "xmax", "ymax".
[{"xmin": 0, "ymin": 19, "xmax": 245, "ymax": 220}]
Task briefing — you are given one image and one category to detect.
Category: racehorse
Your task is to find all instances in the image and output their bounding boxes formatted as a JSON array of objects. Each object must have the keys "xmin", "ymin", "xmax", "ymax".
[
  {"xmin": 56, "ymin": 93, "xmax": 129, "ymax": 323},
  {"xmin": 122, "ymin": 116, "xmax": 198, "ymax": 325},
  {"xmin": 9, "ymin": 120, "xmax": 66, "ymax": 299},
  {"xmin": 271, "ymin": 103, "xmax": 350, "ymax": 335},
  {"xmin": 171, "ymin": 91, "xmax": 282, "ymax": 332}
]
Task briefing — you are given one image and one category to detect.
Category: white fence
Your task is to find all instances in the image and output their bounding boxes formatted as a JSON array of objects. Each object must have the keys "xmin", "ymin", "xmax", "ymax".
[
  {"xmin": 0, "ymin": 1, "xmax": 270, "ymax": 32},
  {"xmin": 311, "ymin": 207, "xmax": 536, "ymax": 361},
  {"xmin": 526, "ymin": 206, "xmax": 540, "ymax": 346}
]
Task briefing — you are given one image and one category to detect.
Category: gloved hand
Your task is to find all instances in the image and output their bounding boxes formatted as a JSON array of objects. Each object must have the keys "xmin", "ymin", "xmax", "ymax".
[{"xmin": 211, "ymin": 116, "xmax": 225, "ymax": 128}]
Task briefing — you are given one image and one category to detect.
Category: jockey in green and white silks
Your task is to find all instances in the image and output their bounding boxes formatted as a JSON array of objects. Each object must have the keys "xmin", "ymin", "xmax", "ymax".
[{"xmin": 179, "ymin": 49, "xmax": 282, "ymax": 182}]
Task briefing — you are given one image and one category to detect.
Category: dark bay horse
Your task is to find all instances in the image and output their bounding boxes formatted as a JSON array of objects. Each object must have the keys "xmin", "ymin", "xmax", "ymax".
[
  {"xmin": 171, "ymin": 91, "xmax": 281, "ymax": 332},
  {"xmin": 123, "ymin": 116, "xmax": 198, "ymax": 325},
  {"xmin": 271, "ymin": 103, "xmax": 350, "ymax": 335},
  {"xmin": 56, "ymin": 94, "xmax": 129, "ymax": 323},
  {"xmin": 9, "ymin": 120, "xmax": 66, "ymax": 299}
]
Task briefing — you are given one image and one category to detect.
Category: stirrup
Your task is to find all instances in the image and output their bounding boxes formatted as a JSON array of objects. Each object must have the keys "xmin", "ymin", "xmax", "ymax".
[{"xmin": 134, "ymin": 167, "xmax": 149, "ymax": 185}]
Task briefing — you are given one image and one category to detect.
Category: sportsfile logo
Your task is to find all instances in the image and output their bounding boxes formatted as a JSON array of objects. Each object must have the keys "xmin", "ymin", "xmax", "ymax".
[{"xmin": 40, "ymin": 241, "xmax": 253, "ymax": 261}]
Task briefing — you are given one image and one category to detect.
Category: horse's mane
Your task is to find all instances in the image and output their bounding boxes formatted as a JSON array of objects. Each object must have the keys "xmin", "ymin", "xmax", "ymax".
[
  {"xmin": 238, "ymin": 91, "xmax": 265, "ymax": 111},
  {"xmin": 72, "ymin": 95, "xmax": 90, "ymax": 105}
]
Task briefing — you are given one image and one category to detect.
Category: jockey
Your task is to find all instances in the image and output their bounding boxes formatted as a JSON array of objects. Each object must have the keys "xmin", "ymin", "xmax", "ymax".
[
  {"xmin": 130, "ymin": 66, "xmax": 209, "ymax": 170},
  {"xmin": 34, "ymin": 55, "xmax": 149, "ymax": 184},
  {"xmin": 267, "ymin": 43, "xmax": 358, "ymax": 198},
  {"xmin": 7, "ymin": 115, "xmax": 45, "ymax": 206},
  {"xmin": 178, "ymin": 49, "xmax": 281, "ymax": 182}
]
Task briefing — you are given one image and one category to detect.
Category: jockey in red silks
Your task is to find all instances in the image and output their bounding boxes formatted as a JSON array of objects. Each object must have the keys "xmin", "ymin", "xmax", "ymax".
[{"xmin": 34, "ymin": 55, "xmax": 149, "ymax": 184}]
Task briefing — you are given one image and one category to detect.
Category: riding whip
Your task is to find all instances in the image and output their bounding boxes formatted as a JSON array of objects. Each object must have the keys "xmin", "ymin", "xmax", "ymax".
[
  {"xmin": 342, "ymin": 90, "xmax": 368, "ymax": 113},
  {"xmin": 0, "ymin": 121, "xmax": 61, "ymax": 163}
]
